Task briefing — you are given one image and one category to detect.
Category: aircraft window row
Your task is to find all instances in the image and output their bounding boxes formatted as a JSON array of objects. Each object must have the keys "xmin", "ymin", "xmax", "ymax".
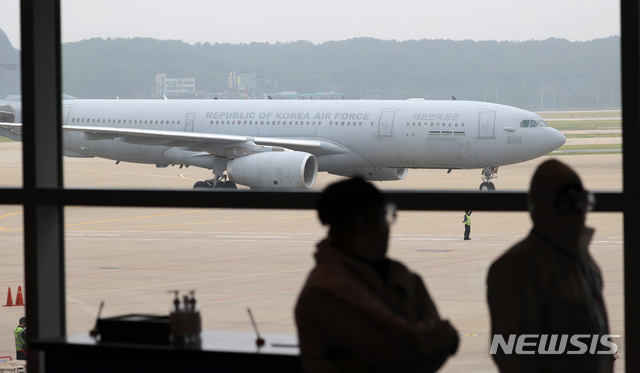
[
  {"xmin": 209, "ymin": 120, "xmax": 371, "ymax": 127},
  {"xmin": 70, "ymin": 118, "xmax": 181, "ymax": 125},
  {"xmin": 406, "ymin": 122, "xmax": 465, "ymax": 128},
  {"xmin": 519, "ymin": 120, "xmax": 549, "ymax": 128}
]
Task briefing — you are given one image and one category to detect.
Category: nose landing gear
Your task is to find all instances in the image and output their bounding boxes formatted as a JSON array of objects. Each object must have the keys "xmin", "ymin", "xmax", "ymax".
[{"xmin": 479, "ymin": 166, "xmax": 498, "ymax": 191}]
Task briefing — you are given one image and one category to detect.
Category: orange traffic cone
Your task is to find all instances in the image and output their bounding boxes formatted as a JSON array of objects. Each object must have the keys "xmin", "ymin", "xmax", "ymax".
[
  {"xmin": 3, "ymin": 288, "xmax": 13, "ymax": 307},
  {"xmin": 14, "ymin": 286, "xmax": 24, "ymax": 306}
]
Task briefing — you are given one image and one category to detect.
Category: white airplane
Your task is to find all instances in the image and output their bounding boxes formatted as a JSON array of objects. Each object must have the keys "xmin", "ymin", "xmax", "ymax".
[{"xmin": 0, "ymin": 29, "xmax": 565, "ymax": 190}]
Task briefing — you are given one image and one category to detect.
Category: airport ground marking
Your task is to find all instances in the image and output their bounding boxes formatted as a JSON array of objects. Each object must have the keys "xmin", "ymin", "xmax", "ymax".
[
  {"xmin": 413, "ymin": 255, "xmax": 498, "ymax": 271},
  {"xmin": 205, "ymin": 287, "xmax": 302, "ymax": 303},
  {"xmin": 67, "ymin": 285, "xmax": 304, "ymax": 309},
  {"xmin": 67, "ymin": 213, "xmax": 317, "ymax": 230},
  {"xmin": 65, "ymin": 250, "xmax": 313, "ymax": 279},
  {"xmin": 179, "ymin": 172, "xmax": 209, "ymax": 180},
  {"xmin": 66, "ymin": 268, "xmax": 310, "ymax": 302},
  {"xmin": 67, "ymin": 166, "xmax": 180, "ymax": 179},
  {"xmin": 0, "ymin": 210, "xmax": 23, "ymax": 231},
  {"xmin": 65, "ymin": 209, "xmax": 215, "ymax": 227},
  {"xmin": 0, "ymin": 211, "xmax": 22, "ymax": 219}
]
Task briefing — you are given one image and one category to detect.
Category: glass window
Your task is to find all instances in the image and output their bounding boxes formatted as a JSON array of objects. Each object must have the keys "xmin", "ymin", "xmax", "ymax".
[{"xmin": 61, "ymin": 208, "xmax": 623, "ymax": 370}]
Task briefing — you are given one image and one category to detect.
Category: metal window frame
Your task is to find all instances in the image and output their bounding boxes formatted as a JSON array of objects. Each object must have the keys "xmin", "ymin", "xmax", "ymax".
[{"xmin": 9, "ymin": 1, "xmax": 638, "ymax": 372}]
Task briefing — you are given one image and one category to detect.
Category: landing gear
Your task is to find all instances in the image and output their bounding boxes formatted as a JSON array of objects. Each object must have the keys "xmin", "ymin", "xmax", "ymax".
[
  {"xmin": 193, "ymin": 174, "xmax": 237, "ymax": 190},
  {"xmin": 193, "ymin": 181, "xmax": 209, "ymax": 188},
  {"xmin": 479, "ymin": 166, "xmax": 498, "ymax": 191},
  {"xmin": 479, "ymin": 181, "xmax": 495, "ymax": 191}
]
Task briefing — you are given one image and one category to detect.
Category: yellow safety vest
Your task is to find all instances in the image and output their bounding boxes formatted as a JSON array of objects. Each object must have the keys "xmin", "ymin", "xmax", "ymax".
[
  {"xmin": 464, "ymin": 213, "xmax": 471, "ymax": 226},
  {"xmin": 14, "ymin": 326, "xmax": 26, "ymax": 351}
]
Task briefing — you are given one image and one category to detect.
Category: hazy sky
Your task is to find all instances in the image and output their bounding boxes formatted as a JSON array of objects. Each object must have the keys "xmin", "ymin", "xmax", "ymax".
[{"xmin": 1, "ymin": 0, "xmax": 620, "ymax": 48}]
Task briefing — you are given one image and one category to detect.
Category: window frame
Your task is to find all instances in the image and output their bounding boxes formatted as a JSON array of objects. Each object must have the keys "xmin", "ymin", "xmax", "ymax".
[{"xmin": 9, "ymin": 1, "xmax": 639, "ymax": 372}]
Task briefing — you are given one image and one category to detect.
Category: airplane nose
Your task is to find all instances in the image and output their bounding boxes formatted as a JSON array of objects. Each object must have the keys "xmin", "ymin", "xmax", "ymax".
[{"xmin": 548, "ymin": 128, "xmax": 566, "ymax": 151}]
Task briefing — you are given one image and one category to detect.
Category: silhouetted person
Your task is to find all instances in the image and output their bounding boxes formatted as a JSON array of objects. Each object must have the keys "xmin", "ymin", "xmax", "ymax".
[
  {"xmin": 14, "ymin": 317, "xmax": 26, "ymax": 360},
  {"xmin": 295, "ymin": 177, "xmax": 459, "ymax": 372},
  {"xmin": 487, "ymin": 159, "xmax": 612, "ymax": 372},
  {"xmin": 462, "ymin": 210, "xmax": 472, "ymax": 240}
]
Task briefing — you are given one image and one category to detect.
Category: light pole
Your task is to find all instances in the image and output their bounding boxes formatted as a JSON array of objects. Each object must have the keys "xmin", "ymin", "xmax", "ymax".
[
  {"xmin": 609, "ymin": 89, "xmax": 613, "ymax": 108},
  {"xmin": 494, "ymin": 92, "xmax": 499, "ymax": 104},
  {"xmin": 541, "ymin": 91, "xmax": 545, "ymax": 109},
  {"xmin": 597, "ymin": 90, "xmax": 600, "ymax": 107},
  {"xmin": 551, "ymin": 91, "xmax": 555, "ymax": 109}
]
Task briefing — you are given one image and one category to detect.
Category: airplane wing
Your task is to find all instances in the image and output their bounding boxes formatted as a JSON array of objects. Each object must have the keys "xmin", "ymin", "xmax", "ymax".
[
  {"xmin": 64, "ymin": 125, "xmax": 249, "ymax": 144},
  {"xmin": 0, "ymin": 123, "xmax": 349, "ymax": 155},
  {"xmin": 0, "ymin": 122, "xmax": 21, "ymax": 141},
  {"xmin": 63, "ymin": 125, "xmax": 336, "ymax": 152}
]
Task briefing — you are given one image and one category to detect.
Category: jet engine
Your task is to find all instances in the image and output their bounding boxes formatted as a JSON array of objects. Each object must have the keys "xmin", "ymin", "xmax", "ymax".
[
  {"xmin": 331, "ymin": 168, "xmax": 408, "ymax": 181},
  {"xmin": 227, "ymin": 151, "xmax": 318, "ymax": 189},
  {"xmin": 0, "ymin": 104, "xmax": 15, "ymax": 123}
]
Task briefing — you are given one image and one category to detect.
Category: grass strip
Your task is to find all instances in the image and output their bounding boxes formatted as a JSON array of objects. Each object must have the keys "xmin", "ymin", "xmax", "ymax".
[
  {"xmin": 563, "ymin": 133, "xmax": 621, "ymax": 139},
  {"xmin": 559, "ymin": 144, "xmax": 621, "ymax": 151},
  {"xmin": 538, "ymin": 111, "xmax": 621, "ymax": 119},
  {"xmin": 549, "ymin": 120, "xmax": 621, "ymax": 131}
]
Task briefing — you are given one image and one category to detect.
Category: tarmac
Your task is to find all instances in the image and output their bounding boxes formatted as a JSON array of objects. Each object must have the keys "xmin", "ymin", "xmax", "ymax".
[{"xmin": 0, "ymin": 141, "xmax": 625, "ymax": 371}]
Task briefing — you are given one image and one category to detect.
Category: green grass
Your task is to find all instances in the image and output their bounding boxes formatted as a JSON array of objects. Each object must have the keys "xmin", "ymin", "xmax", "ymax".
[
  {"xmin": 553, "ymin": 143, "xmax": 622, "ymax": 155},
  {"xmin": 538, "ymin": 110, "xmax": 621, "ymax": 119},
  {"xmin": 558, "ymin": 144, "xmax": 621, "ymax": 151},
  {"xmin": 0, "ymin": 137, "xmax": 15, "ymax": 143},
  {"xmin": 548, "ymin": 120, "xmax": 621, "ymax": 131},
  {"xmin": 553, "ymin": 150, "xmax": 621, "ymax": 155},
  {"xmin": 563, "ymin": 133, "xmax": 621, "ymax": 139}
]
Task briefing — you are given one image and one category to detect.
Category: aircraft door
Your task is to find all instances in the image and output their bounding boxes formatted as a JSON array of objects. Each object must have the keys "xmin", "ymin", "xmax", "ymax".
[
  {"xmin": 378, "ymin": 111, "xmax": 395, "ymax": 137},
  {"xmin": 478, "ymin": 111, "xmax": 495, "ymax": 139},
  {"xmin": 185, "ymin": 113, "xmax": 196, "ymax": 132}
]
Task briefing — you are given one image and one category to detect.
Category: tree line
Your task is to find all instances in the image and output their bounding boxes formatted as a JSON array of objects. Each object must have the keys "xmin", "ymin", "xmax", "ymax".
[{"xmin": 62, "ymin": 36, "xmax": 621, "ymax": 110}]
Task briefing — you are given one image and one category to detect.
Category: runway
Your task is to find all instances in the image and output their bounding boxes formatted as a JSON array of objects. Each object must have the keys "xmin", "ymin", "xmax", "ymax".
[{"xmin": 0, "ymin": 142, "xmax": 624, "ymax": 371}]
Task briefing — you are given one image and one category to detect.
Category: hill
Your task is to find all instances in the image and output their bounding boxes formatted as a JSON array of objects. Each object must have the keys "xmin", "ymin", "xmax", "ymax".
[{"xmin": 62, "ymin": 36, "xmax": 621, "ymax": 109}]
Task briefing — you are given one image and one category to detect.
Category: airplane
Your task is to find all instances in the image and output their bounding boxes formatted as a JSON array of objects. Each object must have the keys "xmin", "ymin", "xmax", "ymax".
[{"xmin": 0, "ymin": 29, "xmax": 566, "ymax": 191}]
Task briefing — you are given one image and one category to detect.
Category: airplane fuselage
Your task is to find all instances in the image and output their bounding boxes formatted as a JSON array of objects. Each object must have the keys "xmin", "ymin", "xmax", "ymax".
[{"xmin": 58, "ymin": 98, "xmax": 564, "ymax": 171}]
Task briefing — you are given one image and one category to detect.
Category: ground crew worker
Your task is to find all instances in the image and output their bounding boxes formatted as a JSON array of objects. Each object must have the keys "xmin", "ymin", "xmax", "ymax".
[
  {"xmin": 463, "ymin": 210, "xmax": 472, "ymax": 240},
  {"xmin": 14, "ymin": 317, "xmax": 26, "ymax": 360}
]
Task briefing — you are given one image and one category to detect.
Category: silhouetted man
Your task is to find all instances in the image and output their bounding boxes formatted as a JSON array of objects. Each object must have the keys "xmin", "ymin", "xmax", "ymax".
[
  {"xmin": 487, "ymin": 159, "xmax": 612, "ymax": 372},
  {"xmin": 295, "ymin": 177, "xmax": 459, "ymax": 372}
]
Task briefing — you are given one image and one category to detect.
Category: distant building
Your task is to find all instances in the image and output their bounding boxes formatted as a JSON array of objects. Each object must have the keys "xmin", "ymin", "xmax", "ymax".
[
  {"xmin": 228, "ymin": 72, "xmax": 258, "ymax": 91},
  {"xmin": 155, "ymin": 73, "xmax": 196, "ymax": 98}
]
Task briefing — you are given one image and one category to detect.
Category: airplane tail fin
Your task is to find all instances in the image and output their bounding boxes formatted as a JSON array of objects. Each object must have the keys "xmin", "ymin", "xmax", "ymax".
[{"xmin": 0, "ymin": 28, "xmax": 21, "ymax": 99}]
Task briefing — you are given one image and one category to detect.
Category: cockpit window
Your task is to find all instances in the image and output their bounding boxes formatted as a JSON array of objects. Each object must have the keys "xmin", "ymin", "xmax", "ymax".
[
  {"xmin": 530, "ymin": 120, "xmax": 539, "ymax": 127},
  {"xmin": 519, "ymin": 120, "xmax": 530, "ymax": 128},
  {"xmin": 538, "ymin": 120, "xmax": 549, "ymax": 127}
]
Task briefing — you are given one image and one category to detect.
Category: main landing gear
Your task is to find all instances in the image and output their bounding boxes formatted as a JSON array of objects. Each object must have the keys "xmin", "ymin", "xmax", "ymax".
[
  {"xmin": 479, "ymin": 166, "xmax": 498, "ymax": 191},
  {"xmin": 193, "ymin": 174, "xmax": 237, "ymax": 189}
]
